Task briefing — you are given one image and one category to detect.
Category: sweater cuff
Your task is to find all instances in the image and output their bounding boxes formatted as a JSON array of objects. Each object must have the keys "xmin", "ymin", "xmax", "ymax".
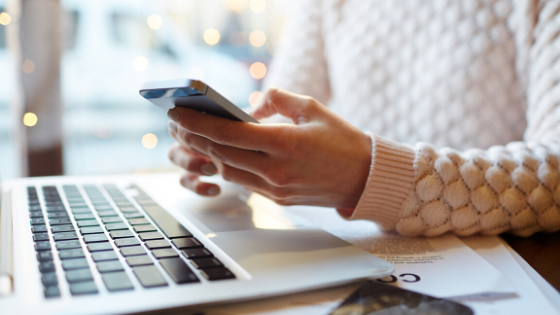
[{"xmin": 346, "ymin": 134, "xmax": 416, "ymax": 230}]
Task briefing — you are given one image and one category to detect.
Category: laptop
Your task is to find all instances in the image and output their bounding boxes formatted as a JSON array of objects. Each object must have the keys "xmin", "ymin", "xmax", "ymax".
[{"xmin": 0, "ymin": 172, "xmax": 393, "ymax": 314}]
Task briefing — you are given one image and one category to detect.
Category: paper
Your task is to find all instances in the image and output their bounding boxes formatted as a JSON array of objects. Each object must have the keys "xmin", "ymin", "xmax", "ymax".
[
  {"xmin": 459, "ymin": 236, "xmax": 560, "ymax": 314},
  {"xmin": 284, "ymin": 207, "xmax": 515, "ymax": 298}
]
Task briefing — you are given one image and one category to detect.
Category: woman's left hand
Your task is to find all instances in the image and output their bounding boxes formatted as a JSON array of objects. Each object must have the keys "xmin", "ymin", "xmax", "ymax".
[{"xmin": 167, "ymin": 88, "xmax": 372, "ymax": 209}]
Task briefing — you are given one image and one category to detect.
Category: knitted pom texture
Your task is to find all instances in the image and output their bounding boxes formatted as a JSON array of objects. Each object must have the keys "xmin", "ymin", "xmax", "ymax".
[{"xmin": 397, "ymin": 143, "xmax": 560, "ymax": 237}]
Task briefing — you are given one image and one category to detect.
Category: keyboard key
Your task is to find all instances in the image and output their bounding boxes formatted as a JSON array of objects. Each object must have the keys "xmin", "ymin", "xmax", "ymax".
[
  {"xmin": 30, "ymin": 218, "xmax": 46, "ymax": 225},
  {"xmin": 35, "ymin": 241, "xmax": 52, "ymax": 251},
  {"xmin": 152, "ymin": 248, "xmax": 179, "ymax": 259},
  {"xmin": 105, "ymin": 223, "xmax": 129, "ymax": 231},
  {"xmin": 33, "ymin": 232, "xmax": 49, "ymax": 241},
  {"xmin": 190, "ymin": 257, "xmax": 223, "ymax": 269},
  {"xmin": 102, "ymin": 217, "xmax": 123, "ymax": 224},
  {"xmin": 44, "ymin": 285, "xmax": 61, "ymax": 298},
  {"xmin": 201, "ymin": 268, "xmax": 236, "ymax": 281},
  {"xmin": 66, "ymin": 269, "xmax": 93, "ymax": 283},
  {"xmin": 28, "ymin": 205, "xmax": 41, "ymax": 211},
  {"xmin": 97, "ymin": 211, "xmax": 118, "ymax": 217},
  {"xmin": 96, "ymin": 260, "xmax": 125, "ymax": 273},
  {"xmin": 109, "ymin": 230, "xmax": 134, "ymax": 239},
  {"xmin": 133, "ymin": 265, "xmax": 168, "ymax": 288},
  {"xmin": 39, "ymin": 261, "xmax": 56, "ymax": 272},
  {"xmin": 120, "ymin": 207, "xmax": 139, "ymax": 213},
  {"xmin": 128, "ymin": 218, "xmax": 150, "ymax": 225},
  {"xmin": 138, "ymin": 232, "xmax": 163, "ymax": 241},
  {"xmin": 74, "ymin": 213, "xmax": 96, "ymax": 220},
  {"xmin": 42, "ymin": 272, "xmax": 58, "ymax": 285},
  {"xmin": 77, "ymin": 220, "xmax": 99, "ymax": 227},
  {"xmin": 62, "ymin": 258, "xmax": 89, "ymax": 270},
  {"xmin": 83, "ymin": 234, "xmax": 109, "ymax": 243},
  {"xmin": 92, "ymin": 251, "xmax": 118, "ymax": 262},
  {"xmin": 59, "ymin": 248, "xmax": 86, "ymax": 259},
  {"xmin": 69, "ymin": 203, "xmax": 88, "ymax": 208},
  {"xmin": 48, "ymin": 212, "xmax": 69, "ymax": 219},
  {"xmin": 70, "ymin": 281, "xmax": 98, "ymax": 295},
  {"xmin": 29, "ymin": 211, "xmax": 44, "ymax": 218},
  {"xmin": 142, "ymin": 205, "xmax": 192, "ymax": 238},
  {"xmin": 102, "ymin": 272, "xmax": 134, "ymax": 291},
  {"xmin": 71, "ymin": 208, "xmax": 91, "ymax": 214},
  {"xmin": 49, "ymin": 218, "xmax": 72, "ymax": 225},
  {"xmin": 31, "ymin": 225, "xmax": 48, "ymax": 233},
  {"xmin": 80, "ymin": 226, "xmax": 104, "ymax": 235},
  {"xmin": 181, "ymin": 248, "xmax": 213, "ymax": 259},
  {"xmin": 145, "ymin": 240, "xmax": 171, "ymax": 250},
  {"xmin": 115, "ymin": 201, "xmax": 133, "ymax": 207},
  {"xmin": 46, "ymin": 206, "xmax": 66, "ymax": 211},
  {"xmin": 160, "ymin": 258, "xmax": 199, "ymax": 284},
  {"xmin": 120, "ymin": 246, "xmax": 146, "ymax": 256},
  {"xmin": 37, "ymin": 250, "xmax": 54, "ymax": 261},
  {"xmin": 133, "ymin": 225, "xmax": 157, "ymax": 233},
  {"xmin": 94, "ymin": 205, "xmax": 114, "ymax": 211},
  {"xmin": 53, "ymin": 231, "xmax": 79, "ymax": 241},
  {"xmin": 56, "ymin": 240, "xmax": 82, "ymax": 250},
  {"xmin": 171, "ymin": 238, "xmax": 202, "ymax": 249},
  {"xmin": 51, "ymin": 225, "xmax": 75, "ymax": 233},
  {"xmin": 87, "ymin": 242, "xmax": 113, "ymax": 252},
  {"xmin": 115, "ymin": 237, "xmax": 140, "ymax": 247},
  {"xmin": 126, "ymin": 255, "xmax": 153, "ymax": 266},
  {"xmin": 124, "ymin": 213, "xmax": 144, "ymax": 219}
]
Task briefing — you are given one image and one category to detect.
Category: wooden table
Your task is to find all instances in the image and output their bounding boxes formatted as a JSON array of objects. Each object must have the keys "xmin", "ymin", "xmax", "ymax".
[{"xmin": 502, "ymin": 232, "xmax": 560, "ymax": 291}]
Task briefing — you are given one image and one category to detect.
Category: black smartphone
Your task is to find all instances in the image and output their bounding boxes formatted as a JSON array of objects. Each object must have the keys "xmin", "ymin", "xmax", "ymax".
[
  {"xmin": 139, "ymin": 79, "xmax": 259, "ymax": 123},
  {"xmin": 330, "ymin": 281, "xmax": 473, "ymax": 315}
]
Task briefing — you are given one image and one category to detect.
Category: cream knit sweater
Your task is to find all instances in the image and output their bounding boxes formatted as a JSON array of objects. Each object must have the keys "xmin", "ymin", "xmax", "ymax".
[{"xmin": 263, "ymin": 0, "xmax": 560, "ymax": 237}]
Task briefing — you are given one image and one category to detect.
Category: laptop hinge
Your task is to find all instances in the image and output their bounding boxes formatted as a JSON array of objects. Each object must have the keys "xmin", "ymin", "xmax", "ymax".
[{"xmin": 0, "ymin": 187, "xmax": 13, "ymax": 296}]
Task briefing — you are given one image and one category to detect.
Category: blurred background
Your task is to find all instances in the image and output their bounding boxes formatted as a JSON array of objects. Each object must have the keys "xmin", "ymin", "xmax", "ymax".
[{"xmin": 0, "ymin": 0, "xmax": 290, "ymax": 179}]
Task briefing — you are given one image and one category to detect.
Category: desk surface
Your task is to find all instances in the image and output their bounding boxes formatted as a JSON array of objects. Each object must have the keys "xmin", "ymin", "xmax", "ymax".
[{"xmin": 502, "ymin": 232, "xmax": 560, "ymax": 292}]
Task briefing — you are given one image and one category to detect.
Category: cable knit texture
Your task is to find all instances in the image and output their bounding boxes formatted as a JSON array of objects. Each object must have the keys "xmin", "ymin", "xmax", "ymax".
[{"xmin": 264, "ymin": 0, "xmax": 560, "ymax": 237}]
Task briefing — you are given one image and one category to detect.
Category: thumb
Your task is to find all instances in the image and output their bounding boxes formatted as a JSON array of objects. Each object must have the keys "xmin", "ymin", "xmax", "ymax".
[{"xmin": 251, "ymin": 88, "xmax": 317, "ymax": 125}]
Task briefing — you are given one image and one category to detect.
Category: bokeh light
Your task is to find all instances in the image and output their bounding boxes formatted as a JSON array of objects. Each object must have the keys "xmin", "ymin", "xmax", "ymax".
[
  {"xmin": 142, "ymin": 133, "xmax": 158, "ymax": 149},
  {"xmin": 22, "ymin": 60, "xmax": 35, "ymax": 74},
  {"xmin": 249, "ymin": 62, "xmax": 267, "ymax": 80},
  {"xmin": 133, "ymin": 56, "xmax": 149, "ymax": 71},
  {"xmin": 0, "ymin": 12, "xmax": 11, "ymax": 25},
  {"xmin": 189, "ymin": 66, "xmax": 206, "ymax": 80},
  {"xmin": 249, "ymin": 0, "xmax": 266, "ymax": 13},
  {"xmin": 147, "ymin": 14, "xmax": 163, "ymax": 30},
  {"xmin": 248, "ymin": 91, "xmax": 263, "ymax": 107},
  {"xmin": 23, "ymin": 112, "xmax": 38, "ymax": 127},
  {"xmin": 203, "ymin": 28, "xmax": 221, "ymax": 45},
  {"xmin": 249, "ymin": 30, "xmax": 266, "ymax": 47},
  {"xmin": 92, "ymin": 124, "xmax": 113, "ymax": 139},
  {"xmin": 226, "ymin": 0, "xmax": 248, "ymax": 13}
]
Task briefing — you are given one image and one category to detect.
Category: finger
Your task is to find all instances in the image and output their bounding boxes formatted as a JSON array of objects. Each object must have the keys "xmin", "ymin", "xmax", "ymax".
[
  {"xmin": 214, "ymin": 162, "xmax": 285, "ymax": 199},
  {"xmin": 168, "ymin": 142, "xmax": 216, "ymax": 176},
  {"xmin": 251, "ymin": 87, "xmax": 317, "ymax": 124},
  {"xmin": 185, "ymin": 132, "xmax": 271, "ymax": 177},
  {"xmin": 179, "ymin": 171, "xmax": 221, "ymax": 196},
  {"xmin": 167, "ymin": 107, "xmax": 277, "ymax": 151},
  {"xmin": 169, "ymin": 121, "xmax": 210, "ymax": 157}
]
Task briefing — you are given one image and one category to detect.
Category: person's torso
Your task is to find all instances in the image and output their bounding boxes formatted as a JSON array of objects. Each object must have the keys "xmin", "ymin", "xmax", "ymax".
[{"xmin": 322, "ymin": 0, "xmax": 528, "ymax": 150}]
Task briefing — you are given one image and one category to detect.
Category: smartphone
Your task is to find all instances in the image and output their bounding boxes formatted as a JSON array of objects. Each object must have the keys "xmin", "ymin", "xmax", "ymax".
[
  {"xmin": 139, "ymin": 79, "xmax": 259, "ymax": 123},
  {"xmin": 330, "ymin": 281, "xmax": 473, "ymax": 315}
]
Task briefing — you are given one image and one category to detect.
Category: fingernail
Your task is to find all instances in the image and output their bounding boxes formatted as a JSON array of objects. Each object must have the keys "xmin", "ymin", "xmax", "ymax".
[
  {"xmin": 167, "ymin": 108, "xmax": 180, "ymax": 123},
  {"xmin": 168, "ymin": 120, "xmax": 178, "ymax": 134},
  {"xmin": 201, "ymin": 164, "xmax": 217, "ymax": 176},
  {"xmin": 208, "ymin": 187, "xmax": 220, "ymax": 196}
]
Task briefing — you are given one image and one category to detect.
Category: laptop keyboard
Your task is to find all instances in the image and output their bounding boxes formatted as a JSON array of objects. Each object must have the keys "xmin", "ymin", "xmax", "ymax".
[{"xmin": 27, "ymin": 183, "xmax": 236, "ymax": 298}]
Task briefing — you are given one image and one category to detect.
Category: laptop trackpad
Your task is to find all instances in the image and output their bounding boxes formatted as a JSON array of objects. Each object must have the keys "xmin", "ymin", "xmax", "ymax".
[{"xmin": 180, "ymin": 191, "xmax": 298, "ymax": 233}]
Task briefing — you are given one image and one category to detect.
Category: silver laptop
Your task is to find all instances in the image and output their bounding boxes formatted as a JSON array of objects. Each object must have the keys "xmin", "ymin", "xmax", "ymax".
[{"xmin": 0, "ymin": 172, "xmax": 393, "ymax": 314}]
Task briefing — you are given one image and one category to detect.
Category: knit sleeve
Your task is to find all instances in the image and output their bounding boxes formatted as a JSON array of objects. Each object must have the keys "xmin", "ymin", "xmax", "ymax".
[
  {"xmin": 262, "ymin": 0, "xmax": 331, "ymax": 105},
  {"xmin": 350, "ymin": 1, "xmax": 560, "ymax": 237}
]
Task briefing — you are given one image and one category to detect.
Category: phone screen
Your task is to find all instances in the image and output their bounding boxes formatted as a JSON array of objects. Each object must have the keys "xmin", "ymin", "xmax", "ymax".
[{"xmin": 330, "ymin": 281, "xmax": 473, "ymax": 315}]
